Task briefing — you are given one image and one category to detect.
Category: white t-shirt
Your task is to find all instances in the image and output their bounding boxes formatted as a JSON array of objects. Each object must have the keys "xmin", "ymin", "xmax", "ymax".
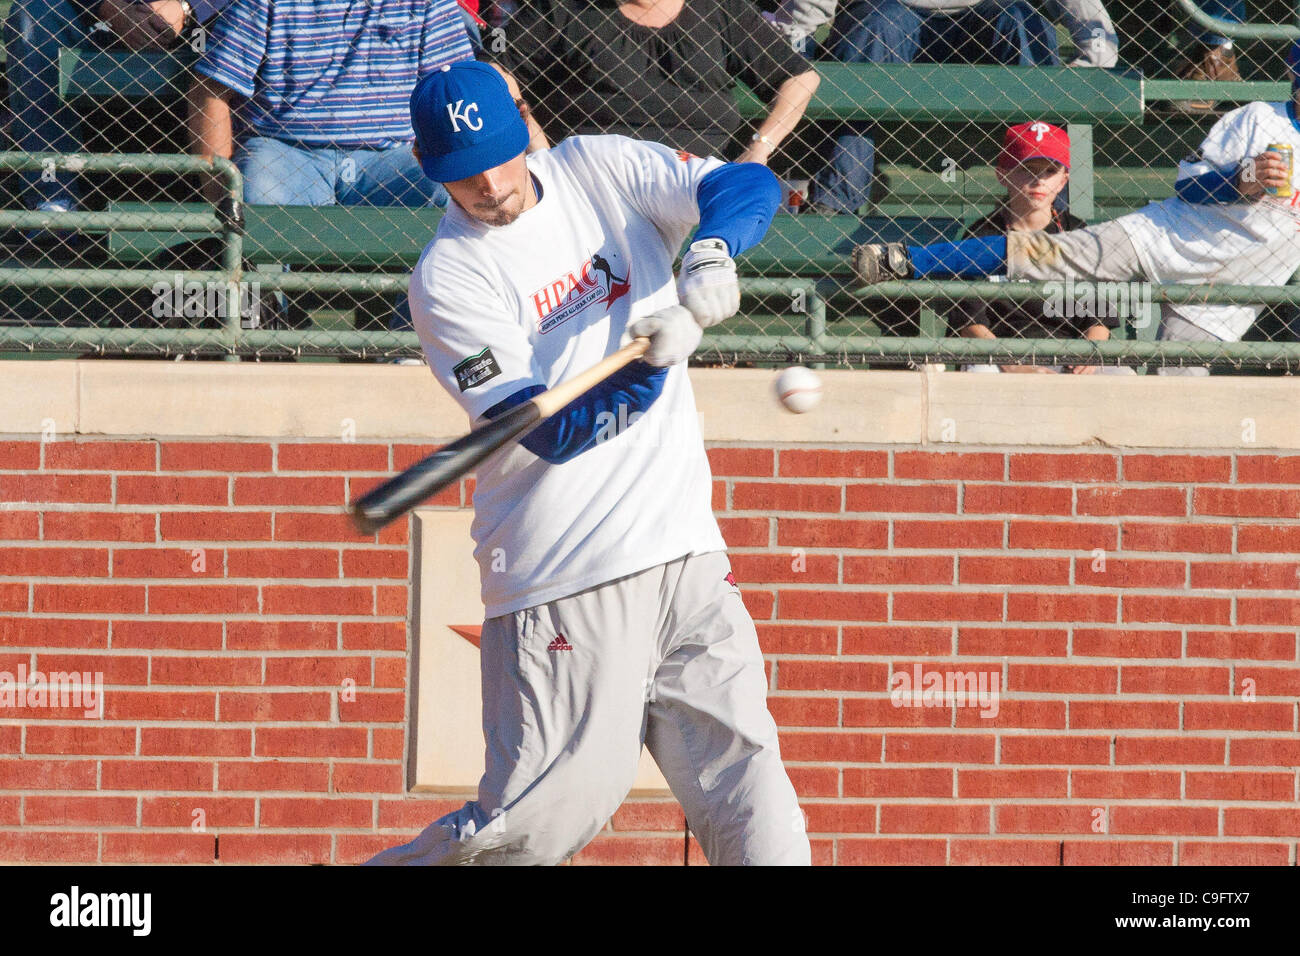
[
  {"xmin": 409, "ymin": 135, "xmax": 727, "ymax": 617},
  {"xmin": 1116, "ymin": 101, "xmax": 1300, "ymax": 341}
]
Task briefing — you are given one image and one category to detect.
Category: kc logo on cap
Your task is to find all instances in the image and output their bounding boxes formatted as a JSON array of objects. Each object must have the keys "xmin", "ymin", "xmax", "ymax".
[
  {"xmin": 447, "ymin": 100, "xmax": 483, "ymax": 133},
  {"xmin": 411, "ymin": 61, "xmax": 528, "ymax": 183}
]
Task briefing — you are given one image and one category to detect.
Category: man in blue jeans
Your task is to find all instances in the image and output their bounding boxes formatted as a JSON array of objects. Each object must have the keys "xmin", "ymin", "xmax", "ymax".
[
  {"xmin": 4, "ymin": 0, "xmax": 480, "ymax": 222},
  {"xmin": 190, "ymin": 0, "xmax": 472, "ymax": 207},
  {"xmin": 804, "ymin": 0, "xmax": 1117, "ymax": 215},
  {"xmin": 188, "ymin": 0, "xmax": 474, "ymax": 326}
]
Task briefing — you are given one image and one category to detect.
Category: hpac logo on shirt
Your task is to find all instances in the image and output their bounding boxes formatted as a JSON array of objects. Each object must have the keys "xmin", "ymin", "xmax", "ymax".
[
  {"xmin": 447, "ymin": 100, "xmax": 482, "ymax": 132},
  {"xmin": 530, "ymin": 252, "xmax": 631, "ymax": 334}
]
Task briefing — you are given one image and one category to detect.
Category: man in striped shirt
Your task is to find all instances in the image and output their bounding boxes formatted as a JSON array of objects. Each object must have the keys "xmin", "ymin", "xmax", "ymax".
[{"xmin": 189, "ymin": 0, "xmax": 474, "ymax": 209}]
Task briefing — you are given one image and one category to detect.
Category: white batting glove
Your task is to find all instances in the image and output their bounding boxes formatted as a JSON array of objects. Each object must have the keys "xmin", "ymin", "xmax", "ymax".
[
  {"xmin": 678, "ymin": 237, "xmax": 739, "ymax": 328},
  {"xmin": 627, "ymin": 305, "xmax": 703, "ymax": 367}
]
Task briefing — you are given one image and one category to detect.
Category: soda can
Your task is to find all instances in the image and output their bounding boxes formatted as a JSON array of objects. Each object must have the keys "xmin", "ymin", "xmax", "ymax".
[{"xmin": 1265, "ymin": 143, "xmax": 1292, "ymax": 198}]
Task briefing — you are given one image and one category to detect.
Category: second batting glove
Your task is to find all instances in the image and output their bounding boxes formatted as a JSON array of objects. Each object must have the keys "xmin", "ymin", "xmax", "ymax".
[
  {"xmin": 678, "ymin": 237, "xmax": 739, "ymax": 328},
  {"xmin": 628, "ymin": 305, "xmax": 703, "ymax": 367}
]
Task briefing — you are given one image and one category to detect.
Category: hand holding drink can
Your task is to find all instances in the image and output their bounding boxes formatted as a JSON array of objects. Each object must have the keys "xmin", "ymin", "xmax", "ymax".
[{"xmin": 1265, "ymin": 143, "xmax": 1293, "ymax": 198}]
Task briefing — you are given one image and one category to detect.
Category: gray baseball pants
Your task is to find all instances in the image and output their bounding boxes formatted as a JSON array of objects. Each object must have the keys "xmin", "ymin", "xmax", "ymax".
[
  {"xmin": 1005, "ymin": 220, "xmax": 1222, "ymax": 375},
  {"xmin": 1005, "ymin": 218, "xmax": 1146, "ymax": 285},
  {"xmin": 365, "ymin": 550, "xmax": 811, "ymax": 866}
]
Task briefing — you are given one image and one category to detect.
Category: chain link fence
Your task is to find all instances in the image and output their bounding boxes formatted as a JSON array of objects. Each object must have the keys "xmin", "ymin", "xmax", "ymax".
[{"xmin": 1, "ymin": 0, "xmax": 1299, "ymax": 371}]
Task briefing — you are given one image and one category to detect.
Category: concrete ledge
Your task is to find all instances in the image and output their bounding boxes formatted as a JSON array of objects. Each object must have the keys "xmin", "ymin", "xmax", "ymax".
[
  {"xmin": 926, "ymin": 371, "xmax": 1300, "ymax": 449},
  {"xmin": 0, "ymin": 362, "xmax": 79, "ymax": 437},
  {"xmin": 76, "ymin": 361, "xmax": 469, "ymax": 440},
  {"xmin": 2, "ymin": 360, "xmax": 1299, "ymax": 449},
  {"xmin": 692, "ymin": 368, "xmax": 923, "ymax": 444}
]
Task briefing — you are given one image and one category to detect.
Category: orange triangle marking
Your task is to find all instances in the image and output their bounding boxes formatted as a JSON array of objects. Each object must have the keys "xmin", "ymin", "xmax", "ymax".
[{"xmin": 448, "ymin": 624, "xmax": 481, "ymax": 648}]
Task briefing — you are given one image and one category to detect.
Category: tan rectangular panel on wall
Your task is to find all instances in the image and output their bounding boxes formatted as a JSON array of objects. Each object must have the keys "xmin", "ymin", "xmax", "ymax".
[{"xmin": 411, "ymin": 510, "xmax": 669, "ymax": 794}]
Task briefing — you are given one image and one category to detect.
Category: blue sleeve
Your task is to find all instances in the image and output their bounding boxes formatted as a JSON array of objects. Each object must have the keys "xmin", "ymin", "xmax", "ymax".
[
  {"xmin": 481, "ymin": 361, "xmax": 669, "ymax": 464},
  {"xmin": 1175, "ymin": 167, "xmax": 1241, "ymax": 204},
  {"xmin": 909, "ymin": 235, "xmax": 1008, "ymax": 278},
  {"xmin": 695, "ymin": 163, "xmax": 782, "ymax": 256}
]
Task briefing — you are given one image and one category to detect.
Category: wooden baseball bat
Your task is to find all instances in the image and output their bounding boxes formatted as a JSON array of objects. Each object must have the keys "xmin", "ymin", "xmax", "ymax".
[{"xmin": 349, "ymin": 337, "xmax": 651, "ymax": 535}]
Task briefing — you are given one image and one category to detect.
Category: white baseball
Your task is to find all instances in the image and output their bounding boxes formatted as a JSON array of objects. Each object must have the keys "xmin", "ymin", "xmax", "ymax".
[{"xmin": 774, "ymin": 366, "xmax": 822, "ymax": 414}]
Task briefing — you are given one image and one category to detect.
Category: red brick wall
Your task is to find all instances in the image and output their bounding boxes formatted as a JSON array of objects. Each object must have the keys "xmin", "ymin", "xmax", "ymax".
[{"xmin": 2, "ymin": 439, "xmax": 1298, "ymax": 865}]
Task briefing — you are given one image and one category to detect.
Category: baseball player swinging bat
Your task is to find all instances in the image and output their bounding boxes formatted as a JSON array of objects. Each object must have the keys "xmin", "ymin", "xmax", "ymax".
[
  {"xmin": 349, "ymin": 337, "xmax": 651, "ymax": 535},
  {"xmin": 365, "ymin": 60, "xmax": 809, "ymax": 867}
]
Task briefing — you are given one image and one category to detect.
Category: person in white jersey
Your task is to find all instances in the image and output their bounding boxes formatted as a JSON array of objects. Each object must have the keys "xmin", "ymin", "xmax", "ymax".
[
  {"xmin": 852, "ymin": 38, "xmax": 1300, "ymax": 376},
  {"xmin": 366, "ymin": 61, "xmax": 811, "ymax": 866}
]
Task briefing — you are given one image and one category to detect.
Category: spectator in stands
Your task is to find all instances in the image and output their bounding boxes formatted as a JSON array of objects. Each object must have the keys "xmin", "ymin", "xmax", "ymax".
[
  {"xmin": 852, "ymin": 39, "xmax": 1300, "ymax": 377},
  {"xmin": 187, "ymin": 0, "xmax": 474, "ymax": 332},
  {"xmin": 1169, "ymin": 0, "xmax": 1244, "ymax": 112},
  {"xmin": 787, "ymin": 0, "xmax": 1118, "ymax": 215},
  {"xmin": 188, "ymin": 0, "xmax": 473, "ymax": 210},
  {"xmin": 489, "ymin": 0, "xmax": 820, "ymax": 164},
  {"xmin": 3, "ymin": 0, "xmax": 229, "ymax": 235},
  {"xmin": 948, "ymin": 121, "xmax": 1126, "ymax": 374}
]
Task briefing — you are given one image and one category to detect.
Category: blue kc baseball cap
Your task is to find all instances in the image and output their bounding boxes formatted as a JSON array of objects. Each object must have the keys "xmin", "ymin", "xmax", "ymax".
[{"xmin": 411, "ymin": 61, "xmax": 529, "ymax": 183}]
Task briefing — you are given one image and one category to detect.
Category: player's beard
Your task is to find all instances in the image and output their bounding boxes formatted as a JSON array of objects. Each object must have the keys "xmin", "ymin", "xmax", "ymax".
[
  {"xmin": 464, "ymin": 172, "xmax": 531, "ymax": 227},
  {"xmin": 468, "ymin": 191, "xmax": 524, "ymax": 227}
]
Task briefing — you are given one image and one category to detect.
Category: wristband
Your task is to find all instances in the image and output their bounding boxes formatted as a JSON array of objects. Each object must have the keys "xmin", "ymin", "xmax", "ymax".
[{"xmin": 750, "ymin": 133, "xmax": 775, "ymax": 151}]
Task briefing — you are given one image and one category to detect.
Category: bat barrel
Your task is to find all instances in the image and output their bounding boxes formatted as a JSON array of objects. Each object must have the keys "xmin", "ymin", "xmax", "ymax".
[
  {"xmin": 348, "ymin": 339, "xmax": 650, "ymax": 535},
  {"xmin": 350, "ymin": 450, "xmax": 462, "ymax": 535},
  {"xmin": 348, "ymin": 400, "xmax": 541, "ymax": 535}
]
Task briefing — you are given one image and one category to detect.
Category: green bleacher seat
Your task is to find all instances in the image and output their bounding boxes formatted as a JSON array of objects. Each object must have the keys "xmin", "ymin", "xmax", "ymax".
[
  {"xmin": 63, "ymin": 51, "xmax": 1150, "ymax": 124},
  {"xmin": 1143, "ymin": 79, "xmax": 1291, "ymax": 105},
  {"xmin": 106, "ymin": 160, "xmax": 1176, "ymax": 277},
  {"xmin": 108, "ymin": 203, "xmax": 445, "ymax": 270},
  {"xmin": 737, "ymin": 63, "xmax": 1144, "ymax": 124},
  {"xmin": 58, "ymin": 47, "xmax": 197, "ymax": 102},
  {"xmin": 106, "ymin": 202, "xmax": 962, "ymax": 278},
  {"xmin": 61, "ymin": 47, "xmax": 1282, "ymax": 122}
]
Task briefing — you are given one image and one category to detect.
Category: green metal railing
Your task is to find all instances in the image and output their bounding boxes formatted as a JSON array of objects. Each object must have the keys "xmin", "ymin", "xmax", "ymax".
[
  {"xmin": 0, "ymin": 152, "xmax": 245, "ymax": 356},
  {"xmin": 2, "ymin": 152, "xmax": 1300, "ymax": 367},
  {"xmin": 1173, "ymin": 0, "xmax": 1300, "ymax": 41}
]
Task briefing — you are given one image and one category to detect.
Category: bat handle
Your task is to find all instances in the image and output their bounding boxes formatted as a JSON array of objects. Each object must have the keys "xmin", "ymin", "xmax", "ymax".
[{"xmin": 531, "ymin": 336, "xmax": 652, "ymax": 418}]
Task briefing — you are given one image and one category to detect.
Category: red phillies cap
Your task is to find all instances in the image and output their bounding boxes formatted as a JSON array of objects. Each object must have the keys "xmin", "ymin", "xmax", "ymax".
[{"xmin": 999, "ymin": 121, "xmax": 1071, "ymax": 170}]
